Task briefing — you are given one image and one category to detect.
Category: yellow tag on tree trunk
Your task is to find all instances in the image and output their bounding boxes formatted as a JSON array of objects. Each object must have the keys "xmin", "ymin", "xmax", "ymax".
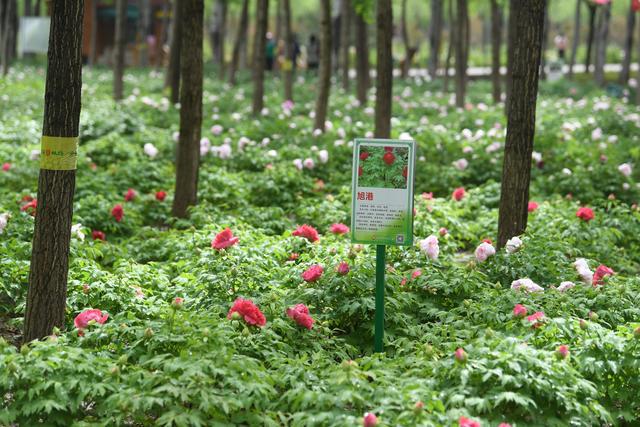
[{"xmin": 40, "ymin": 136, "xmax": 79, "ymax": 170}]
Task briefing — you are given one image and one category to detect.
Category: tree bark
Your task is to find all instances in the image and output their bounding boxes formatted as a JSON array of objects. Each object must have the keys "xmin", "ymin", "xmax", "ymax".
[
  {"xmin": 138, "ymin": 0, "xmax": 151, "ymax": 67},
  {"xmin": 374, "ymin": 0, "xmax": 392, "ymax": 138},
  {"xmin": 283, "ymin": 0, "xmax": 293, "ymax": 100},
  {"xmin": 497, "ymin": 0, "xmax": 546, "ymax": 249},
  {"xmin": 340, "ymin": 0, "xmax": 351, "ymax": 89},
  {"xmin": 89, "ymin": 0, "xmax": 98, "ymax": 66},
  {"xmin": 252, "ymin": 0, "xmax": 269, "ymax": 115},
  {"xmin": 354, "ymin": 8, "xmax": 369, "ymax": 105},
  {"xmin": 428, "ymin": 0, "xmax": 443, "ymax": 78},
  {"xmin": 210, "ymin": 0, "xmax": 228, "ymax": 78},
  {"xmin": 594, "ymin": 2, "xmax": 610, "ymax": 86},
  {"xmin": 443, "ymin": 0, "xmax": 455, "ymax": 93},
  {"xmin": 454, "ymin": 0, "xmax": 469, "ymax": 108},
  {"xmin": 1, "ymin": 0, "xmax": 17, "ymax": 76},
  {"xmin": 314, "ymin": 0, "xmax": 332, "ymax": 131},
  {"xmin": 166, "ymin": 0, "xmax": 183, "ymax": 104},
  {"xmin": 400, "ymin": 0, "xmax": 416, "ymax": 79},
  {"xmin": 25, "ymin": 0, "xmax": 32, "ymax": 16},
  {"xmin": 568, "ymin": 0, "xmax": 581, "ymax": 79},
  {"xmin": 34, "ymin": 0, "xmax": 40, "ymax": 16},
  {"xmin": 619, "ymin": 0, "xmax": 636, "ymax": 84},
  {"xmin": 113, "ymin": 0, "xmax": 127, "ymax": 100},
  {"xmin": 23, "ymin": 0, "xmax": 84, "ymax": 343},
  {"xmin": 637, "ymin": 19, "xmax": 640, "ymax": 105},
  {"xmin": 539, "ymin": 4, "xmax": 549, "ymax": 80},
  {"xmin": 172, "ymin": 0, "xmax": 203, "ymax": 218},
  {"xmin": 505, "ymin": 0, "xmax": 516, "ymax": 113},
  {"xmin": 229, "ymin": 0, "xmax": 249, "ymax": 85},
  {"xmin": 490, "ymin": 0, "xmax": 502, "ymax": 103},
  {"xmin": 275, "ymin": 0, "xmax": 282, "ymax": 41},
  {"xmin": 585, "ymin": 4, "xmax": 596, "ymax": 73}
]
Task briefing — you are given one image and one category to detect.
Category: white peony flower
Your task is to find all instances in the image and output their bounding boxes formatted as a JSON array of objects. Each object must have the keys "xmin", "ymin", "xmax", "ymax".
[
  {"xmin": 200, "ymin": 138, "xmax": 211, "ymax": 156},
  {"xmin": 292, "ymin": 158, "xmax": 303, "ymax": 170},
  {"xmin": 474, "ymin": 242, "xmax": 496, "ymax": 263},
  {"xmin": 303, "ymin": 158, "xmax": 315, "ymax": 169},
  {"xmin": 557, "ymin": 281, "xmax": 576, "ymax": 292},
  {"xmin": 30, "ymin": 149, "xmax": 40, "ymax": 160},
  {"xmin": 511, "ymin": 278, "xmax": 544, "ymax": 293},
  {"xmin": 71, "ymin": 223, "xmax": 85, "ymax": 241},
  {"xmin": 574, "ymin": 258, "xmax": 593, "ymax": 285},
  {"xmin": 318, "ymin": 149, "xmax": 329, "ymax": 163},
  {"xmin": 399, "ymin": 132, "xmax": 412, "ymax": 140},
  {"xmin": 452, "ymin": 158, "xmax": 469, "ymax": 171},
  {"xmin": 210, "ymin": 124, "xmax": 223, "ymax": 135},
  {"xmin": 505, "ymin": 236, "xmax": 523, "ymax": 254},
  {"xmin": 618, "ymin": 163, "xmax": 632, "ymax": 177},
  {"xmin": 143, "ymin": 143, "xmax": 159, "ymax": 158},
  {"xmin": 419, "ymin": 235, "xmax": 439, "ymax": 260},
  {"xmin": 591, "ymin": 127, "xmax": 602, "ymax": 141},
  {"xmin": 0, "ymin": 213, "xmax": 10, "ymax": 234},
  {"xmin": 218, "ymin": 144, "xmax": 232, "ymax": 159}
]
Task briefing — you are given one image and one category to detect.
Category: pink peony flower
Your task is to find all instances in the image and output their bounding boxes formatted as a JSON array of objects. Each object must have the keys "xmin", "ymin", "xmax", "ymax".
[
  {"xmin": 2, "ymin": 162, "xmax": 10, "ymax": 172},
  {"xmin": 155, "ymin": 191, "xmax": 167, "ymax": 201},
  {"xmin": 363, "ymin": 412, "xmax": 378, "ymax": 427},
  {"xmin": 452, "ymin": 187, "xmax": 466, "ymax": 201},
  {"xmin": 111, "ymin": 204, "xmax": 124, "ymax": 222},
  {"xmin": 419, "ymin": 235, "xmax": 439, "ymax": 260},
  {"xmin": 92, "ymin": 230, "xmax": 106, "ymax": 241},
  {"xmin": 439, "ymin": 227, "xmax": 448, "ymax": 236},
  {"xmin": 459, "ymin": 416, "xmax": 480, "ymax": 427},
  {"xmin": 330, "ymin": 223, "xmax": 350, "ymax": 235},
  {"xmin": 592, "ymin": 264, "xmax": 614, "ymax": 286},
  {"xmin": 556, "ymin": 345, "xmax": 570, "ymax": 359},
  {"xmin": 227, "ymin": 298, "xmax": 266, "ymax": 326},
  {"xmin": 286, "ymin": 304, "xmax": 314, "ymax": 330},
  {"xmin": 528, "ymin": 201, "xmax": 539, "ymax": 212},
  {"xmin": 513, "ymin": 304, "xmax": 528, "ymax": 318},
  {"xmin": 474, "ymin": 242, "xmax": 496, "ymax": 262},
  {"xmin": 171, "ymin": 297, "xmax": 184, "ymax": 309},
  {"xmin": 302, "ymin": 264, "xmax": 324, "ymax": 282},
  {"xmin": 292, "ymin": 224, "xmax": 320, "ymax": 242},
  {"xmin": 498, "ymin": 424, "xmax": 512, "ymax": 427},
  {"xmin": 411, "ymin": 269, "xmax": 422, "ymax": 280},
  {"xmin": 422, "ymin": 192, "xmax": 434, "ymax": 200},
  {"xmin": 527, "ymin": 311, "xmax": 545, "ymax": 328},
  {"xmin": 336, "ymin": 261, "xmax": 350, "ymax": 275},
  {"xmin": 211, "ymin": 228, "xmax": 239, "ymax": 250},
  {"xmin": 124, "ymin": 188, "xmax": 136, "ymax": 202},
  {"xmin": 74, "ymin": 309, "xmax": 109, "ymax": 332},
  {"xmin": 576, "ymin": 207, "xmax": 594, "ymax": 222},
  {"xmin": 454, "ymin": 347, "xmax": 467, "ymax": 363}
]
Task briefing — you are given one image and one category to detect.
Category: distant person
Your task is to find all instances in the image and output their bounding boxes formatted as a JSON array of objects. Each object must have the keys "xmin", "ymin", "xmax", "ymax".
[
  {"xmin": 554, "ymin": 32, "xmax": 568, "ymax": 61},
  {"xmin": 265, "ymin": 32, "xmax": 276, "ymax": 71},
  {"xmin": 307, "ymin": 34, "xmax": 319, "ymax": 72}
]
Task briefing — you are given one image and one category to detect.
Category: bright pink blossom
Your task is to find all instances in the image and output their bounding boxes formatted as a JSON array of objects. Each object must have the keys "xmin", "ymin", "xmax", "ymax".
[
  {"xmin": 576, "ymin": 207, "xmax": 595, "ymax": 222},
  {"xmin": 330, "ymin": 223, "xmax": 350, "ymax": 235},
  {"xmin": 124, "ymin": 188, "xmax": 136, "ymax": 202},
  {"xmin": 592, "ymin": 264, "xmax": 614, "ymax": 286},
  {"xmin": 212, "ymin": 228, "xmax": 239, "ymax": 250},
  {"xmin": 528, "ymin": 201, "xmax": 539, "ymax": 212},
  {"xmin": 111, "ymin": 204, "xmax": 124, "ymax": 222},
  {"xmin": 74, "ymin": 309, "xmax": 109, "ymax": 332},
  {"xmin": 556, "ymin": 345, "xmax": 570, "ymax": 359},
  {"xmin": 452, "ymin": 187, "xmax": 466, "ymax": 201},
  {"xmin": 155, "ymin": 191, "xmax": 167, "ymax": 201},
  {"xmin": 459, "ymin": 416, "xmax": 480, "ymax": 427},
  {"xmin": 286, "ymin": 304, "xmax": 314, "ymax": 330},
  {"xmin": 336, "ymin": 261, "xmax": 350, "ymax": 275},
  {"xmin": 227, "ymin": 298, "xmax": 266, "ymax": 327},
  {"xmin": 292, "ymin": 224, "xmax": 320, "ymax": 242},
  {"xmin": 454, "ymin": 347, "xmax": 467, "ymax": 363},
  {"xmin": 513, "ymin": 304, "xmax": 528, "ymax": 318},
  {"xmin": 2, "ymin": 162, "xmax": 10, "ymax": 172},
  {"xmin": 363, "ymin": 413, "xmax": 378, "ymax": 427},
  {"xmin": 302, "ymin": 264, "xmax": 324, "ymax": 282}
]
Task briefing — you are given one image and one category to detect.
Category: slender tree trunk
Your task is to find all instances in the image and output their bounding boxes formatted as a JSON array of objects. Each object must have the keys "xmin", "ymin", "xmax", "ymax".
[
  {"xmin": 229, "ymin": 0, "xmax": 249, "ymax": 85},
  {"xmin": 113, "ymin": 0, "xmax": 127, "ymax": 100},
  {"xmin": 138, "ymin": 0, "xmax": 151, "ymax": 67},
  {"xmin": 172, "ymin": 0, "xmax": 203, "ymax": 218},
  {"xmin": 25, "ymin": 0, "xmax": 32, "ymax": 16},
  {"xmin": 211, "ymin": 0, "xmax": 228, "ymax": 77},
  {"xmin": 283, "ymin": 0, "xmax": 293, "ymax": 100},
  {"xmin": 23, "ymin": 0, "xmax": 84, "ymax": 343},
  {"xmin": 314, "ymin": 0, "xmax": 332, "ymax": 130},
  {"xmin": 219, "ymin": 0, "xmax": 228, "ymax": 78},
  {"xmin": 340, "ymin": 0, "xmax": 351, "ymax": 89},
  {"xmin": 637, "ymin": 19, "xmax": 640, "ymax": 105},
  {"xmin": 454, "ymin": 0, "xmax": 469, "ymax": 108},
  {"xmin": 444, "ymin": 0, "xmax": 455, "ymax": 93},
  {"xmin": 568, "ymin": 0, "xmax": 581, "ymax": 79},
  {"xmin": 585, "ymin": 4, "xmax": 596, "ymax": 73},
  {"xmin": 594, "ymin": 2, "xmax": 610, "ymax": 86},
  {"xmin": 1, "ymin": 0, "xmax": 17, "ymax": 76},
  {"xmin": 34, "ymin": 0, "xmax": 41, "ymax": 16},
  {"xmin": 252, "ymin": 0, "xmax": 269, "ymax": 115},
  {"xmin": 505, "ymin": 0, "xmax": 516, "ymax": 113},
  {"xmin": 374, "ymin": 0, "xmax": 392, "ymax": 138},
  {"xmin": 490, "ymin": 0, "xmax": 502, "ymax": 103},
  {"xmin": 166, "ymin": 0, "xmax": 183, "ymax": 103},
  {"xmin": 401, "ymin": 0, "xmax": 410, "ymax": 78},
  {"xmin": 89, "ymin": 0, "xmax": 98, "ymax": 66},
  {"xmin": 275, "ymin": 0, "xmax": 282, "ymax": 41},
  {"xmin": 354, "ymin": 9, "xmax": 369, "ymax": 104},
  {"xmin": 539, "ymin": 4, "xmax": 549, "ymax": 80},
  {"xmin": 619, "ymin": 0, "xmax": 636, "ymax": 84},
  {"xmin": 497, "ymin": 0, "xmax": 546, "ymax": 249},
  {"xmin": 428, "ymin": 0, "xmax": 443, "ymax": 78}
]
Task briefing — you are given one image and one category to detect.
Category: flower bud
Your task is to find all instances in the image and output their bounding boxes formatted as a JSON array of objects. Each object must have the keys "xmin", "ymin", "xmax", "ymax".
[
  {"xmin": 231, "ymin": 311, "xmax": 242, "ymax": 321},
  {"xmin": 110, "ymin": 365, "xmax": 120, "ymax": 376},
  {"xmin": 20, "ymin": 345, "xmax": 29, "ymax": 356},
  {"xmin": 588, "ymin": 311, "xmax": 599, "ymax": 321},
  {"xmin": 556, "ymin": 345, "xmax": 570, "ymax": 360},
  {"xmin": 454, "ymin": 347, "xmax": 467, "ymax": 363},
  {"xmin": 634, "ymin": 327, "xmax": 640, "ymax": 338},
  {"xmin": 413, "ymin": 401, "xmax": 425, "ymax": 415},
  {"xmin": 579, "ymin": 319, "xmax": 588, "ymax": 330},
  {"xmin": 144, "ymin": 327, "xmax": 154, "ymax": 338},
  {"xmin": 171, "ymin": 297, "xmax": 184, "ymax": 310}
]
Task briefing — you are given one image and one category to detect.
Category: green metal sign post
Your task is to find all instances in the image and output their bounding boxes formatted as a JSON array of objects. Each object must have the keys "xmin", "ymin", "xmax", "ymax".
[{"xmin": 374, "ymin": 244, "xmax": 386, "ymax": 352}]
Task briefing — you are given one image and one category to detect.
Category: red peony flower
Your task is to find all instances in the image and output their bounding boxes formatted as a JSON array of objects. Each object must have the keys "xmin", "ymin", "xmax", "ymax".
[
  {"xmin": 459, "ymin": 416, "xmax": 481, "ymax": 427},
  {"xmin": 20, "ymin": 198, "xmax": 37, "ymax": 216},
  {"xmin": 111, "ymin": 204, "xmax": 124, "ymax": 222},
  {"xmin": 452, "ymin": 187, "xmax": 466, "ymax": 201},
  {"xmin": 358, "ymin": 166, "xmax": 363, "ymax": 177},
  {"xmin": 211, "ymin": 227, "xmax": 239, "ymax": 250},
  {"xmin": 528, "ymin": 201, "xmax": 539, "ymax": 212},
  {"xmin": 92, "ymin": 230, "xmax": 106, "ymax": 241},
  {"xmin": 292, "ymin": 224, "xmax": 319, "ymax": 242},
  {"xmin": 592, "ymin": 264, "xmax": 614, "ymax": 286},
  {"xmin": 286, "ymin": 303, "xmax": 314, "ymax": 330},
  {"xmin": 633, "ymin": 0, "xmax": 640, "ymax": 12},
  {"xmin": 155, "ymin": 191, "xmax": 167, "ymax": 201},
  {"xmin": 74, "ymin": 309, "xmax": 109, "ymax": 334},
  {"xmin": 302, "ymin": 264, "xmax": 324, "ymax": 282},
  {"xmin": 336, "ymin": 261, "xmax": 350, "ymax": 275},
  {"xmin": 576, "ymin": 207, "xmax": 594, "ymax": 222},
  {"xmin": 124, "ymin": 188, "xmax": 136, "ymax": 202},
  {"xmin": 330, "ymin": 223, "xmax": 350, "ymax": 234},
  {"xmin": 2, "ymin": 162, "xmax": 10, "ymax": 172},
  {"xmin": 513, "ymin": 304, "xmax": 527, "ymax": 318},
  {"xmin": 382, "ymin": 151, "xmax": 395, "ymax": 165},
  {"xmin": 359, "ymin": 151, "xmax": 370, "ymax": 161},
  {"xmin": 227, "ymin": 298, "xmax": 266, "ymax": 327}
]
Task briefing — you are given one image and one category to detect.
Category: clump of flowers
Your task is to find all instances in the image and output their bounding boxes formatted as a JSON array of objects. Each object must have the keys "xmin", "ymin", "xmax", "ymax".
[
  {"xmin": 526, "ymin": 311, "xmax": 545, "ymax": 328},
  {"xmin": 227, "ymin": 298, "xmax": 266, "ymax": 327},
  {"xmin": 211, "ymin": 228, "xmax": 239, "ymax": 250},
  {"xmin": 74, "ymin": 309, "xmax": 109, "ymax": 336},
  {"xmin": 302, "ymin": 264, "xmax": 323, "ymax": 282},
  {"xmin": 292, "ymin": 224, "xmax": 319, "ymax": 242},
  {"xmin": 286, "ymin": 304, "xmax": 314, "ymax": 330}
]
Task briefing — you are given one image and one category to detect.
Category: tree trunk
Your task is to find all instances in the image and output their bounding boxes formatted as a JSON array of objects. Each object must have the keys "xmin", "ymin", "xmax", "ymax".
[
  {"xmin": 113, "ymin": 0, "xmax": 127, "ymax": 100},
  {"xmin": 89, "ymin": 0, "xmax": 98, "ymax": 66},
  {"xmin": 374, "ymin": 0, "xmax": 392, "ymax": 138},
  {"xmin": 443, "ymin": 0, "xmax": 455, "ymax": 93},
  {"xmin": 454, "ymin": 0, "xmax": 469, "ymax": 108},
  {"xmin": 340, "ymin": 0, "xmax": 350, "ymax": 89},
  {"xmin": 354, "ymin": 8, "xmax": 369, "ymax": 105},
  {"xmin": 594, "ymin": 2, "xmax": 610, "ymax": 86},
  {"xmin": 23, "ymin": 0, "xmax": 84, "ymax": 343},
  {"xmin": 428, "ymin": 0, "xmax": 443, "ymax": 78},
  {"xmin": 275, "ymin": 0, "xmax": 282, "ymax": 41},
  {"xmin": 34, "ymin": 0, "xmax": 41, "ymax": 16},
  {"xmin": 505, "ymin": 0, "xmax": 516, "ymax": 113},
  {"xmin": 490, "ymin": 0, "xmax": 502, "ymax": 103},
  {"xmin": 314, "ymin": 0, "xmax": 332, "ymax": 131},
  {"xmin": 138, "ymin": 0, "xmax": 151, "ymax": 67},
  {"xmin": 568, "ymin": 0, "xmax": 581, "ymax": 79},
  {"xmin": 585, "ymin": 4, "xmax": 596, "ymax": 73},
  {"xmin": 1, "ymin": 0, "xmax": 17, "ymax": 76},
  {"xmin": 619, "ymin": 0, "xmax": 636, "ymax": 84},
  {"xmin": 283, "ymin": 0, "xmax": 293, "ymax": 100},
  {"xmin": 166, "ymin": 0, "xmax": 183, "ymax": 103},
  {"xmin": 172, "ymin": 0, "xmax": 203, "ymax": 218},
  {"xmin": 25, "ymin": 0, "xmax": 32, "ymax": 16},
  {"xmin": 497, "ymin": 0, "xmax": 546, "ymax": 249},
  {"xmin": 229, "ymin": 0, "xmax": 249, "ymax": 85},
  {"xmin": 637, "ymin": 19, "xmax": 640, "ymax": 105},
  {"xmin": 539, "ymin": 4, "xmax": 548, "ymax": 80},
  {"xmin": 252, "ymin": 0, "xmax": 269, "ymax": 115},
  {"xmin": 400, "ymin": 0, "xmax": 410, "ymax": 78},
  {"xmin": 211, "ymin": 0, "xmax": 228, "ymax": 78}
]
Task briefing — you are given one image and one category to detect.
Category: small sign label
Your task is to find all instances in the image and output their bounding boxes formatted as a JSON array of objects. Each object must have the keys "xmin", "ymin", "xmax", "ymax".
[{"xmin": 351, "ymin": 138, "xmax": 415, "ymax": 246}]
